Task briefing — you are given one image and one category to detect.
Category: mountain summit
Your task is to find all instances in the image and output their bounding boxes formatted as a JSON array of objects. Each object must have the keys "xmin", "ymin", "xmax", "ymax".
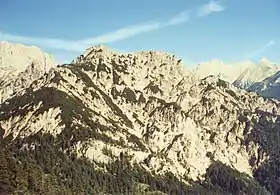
[
  {"xmin": 233, "ymin": 59, "xmax": 279, "ymax": 89},
  {"xmin": 0, "ymin": 44, "xmax": 279, "ymax": 194},
  {"xmin": 0, "ymin": 41, "xmax": 55, "ymax": 72},
  {"xmin": 0, "ymin": 41, "xmax": 56, "ymax": 103}
]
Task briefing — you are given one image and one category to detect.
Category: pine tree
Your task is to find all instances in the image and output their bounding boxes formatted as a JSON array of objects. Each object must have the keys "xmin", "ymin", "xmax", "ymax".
[{"xmin": 0, "ymin": 147, "xmax": 12, "ymax": 193}]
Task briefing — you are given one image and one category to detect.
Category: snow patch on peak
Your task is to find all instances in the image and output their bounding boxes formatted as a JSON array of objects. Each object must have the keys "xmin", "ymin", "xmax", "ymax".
[{"xmin": 233, "ymin": 59, "xmax": 279, "ymax": 89}]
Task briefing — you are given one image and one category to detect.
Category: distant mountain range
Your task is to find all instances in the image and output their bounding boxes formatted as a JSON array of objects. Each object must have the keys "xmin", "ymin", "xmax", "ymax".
[
  {"xmin": 248, "ymin": 71, "xmax": 280, "ymax": 100},
  {"xmin": 193, "ymin": 58, "xmax": 280, "ymax": 100},
  {"xmin": 192, "ymin": 59, "xmax": 253, "ymax": 83}
]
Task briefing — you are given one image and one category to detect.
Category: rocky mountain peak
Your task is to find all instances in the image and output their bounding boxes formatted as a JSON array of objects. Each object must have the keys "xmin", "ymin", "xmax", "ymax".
[
  {"xmin": 233, "ymin": 59, "xmax": 279, "ymax": 89},
  {"xmin": 72, "ymin": 45, "xmax": 195, "ymax": 100},
  {"xmin": 0, "ymin": 41, "xmax": 55, "ymax": 72},
  {"xmin": 0, "ymin": 41, "xmax": 57, "ymax": 103},
  {"xmin": 260, "ymin": 58, "xmax": 271, "ymax": 65}
]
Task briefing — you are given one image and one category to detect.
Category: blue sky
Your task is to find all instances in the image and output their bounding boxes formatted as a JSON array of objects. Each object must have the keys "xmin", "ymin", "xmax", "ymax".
[{"xmin": 0, "ymin": 0, "xmax": 279, "ymax": 64}]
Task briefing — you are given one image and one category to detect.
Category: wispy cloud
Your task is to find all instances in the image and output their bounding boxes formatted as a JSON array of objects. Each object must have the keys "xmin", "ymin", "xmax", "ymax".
[
  {"xmin": 79, "ymin": 21, "xmax": 163, "ymax": 46},
  {"xmin": 167, "ymin": 10, "xmax": 191, "ymax": 25},
  {"xmin": 0, "ymin": 1, "xmax": 225, "ymax": 53},
  {"xmin": 246, "ymin": 39, "xmax": 276, "ymax": 59},
  {"xmin": 197, "ymin": 1, "xmax": 225, "ymax": 17}
]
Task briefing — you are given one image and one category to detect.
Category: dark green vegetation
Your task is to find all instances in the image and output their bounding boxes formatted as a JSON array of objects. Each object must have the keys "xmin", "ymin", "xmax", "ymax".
[
  {"xmin": 204, "ymin": 161, "xmax": 268, "ymax": 194},
  {"xmin": 1, "ymin": 132, "xmax": 208, "ymax": 194},
  {"xmin": 0, "ymin": 130, "xmax": 269, "ymax": 195},
  {"xmin": 250, "ymin": 114, "xmax": 280, "ymax": 195}
]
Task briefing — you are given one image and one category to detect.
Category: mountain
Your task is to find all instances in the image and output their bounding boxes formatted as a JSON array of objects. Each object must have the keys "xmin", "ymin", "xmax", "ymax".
[
  {"xmin": 0, "ymin": 41, "xmax": 56, "ymax": 103},
  {"xmin": 233, "ymin": 59, "xmax": 280, "ymax": 90},
  {"xmin": 193, "ymin": 59, "xmax": 253, "ymax": 83},
  {"xmin": 193, "ymin": 58, "xmax": 280, "ymax": 100},
  {"xmin": 0, "ymin": 41, "xmax": 55, "ymax": 71},
  {"xmin": 248, "ymin": 70, "xmax": 280, "ymax": 100},
  {"xmin": 1, "ymin": 44, "xmax": 280, "ymax": 194}
]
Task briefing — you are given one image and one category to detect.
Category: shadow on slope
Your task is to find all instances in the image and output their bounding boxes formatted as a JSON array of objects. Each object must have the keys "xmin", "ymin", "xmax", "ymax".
[
  {"xmin": 0, "ymin": 86, "xmax": 129, "ymax": 150},
  {"xmin": 247, "ymin": 113, "xmax": 280, "ymax": 194},
  {"xmin": 203, "ymin": 161, "xmax": 269, "ymax": 194}
]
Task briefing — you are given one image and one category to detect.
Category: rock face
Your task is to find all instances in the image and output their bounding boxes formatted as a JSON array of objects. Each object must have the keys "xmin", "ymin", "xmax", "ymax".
[
  {"xmin": 0, "ymin": 41, "xmax": 56, "ymax": 103},
  {"xmin": 0, "ymin": 44, "xmax": 279, "ymax": 194}
]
